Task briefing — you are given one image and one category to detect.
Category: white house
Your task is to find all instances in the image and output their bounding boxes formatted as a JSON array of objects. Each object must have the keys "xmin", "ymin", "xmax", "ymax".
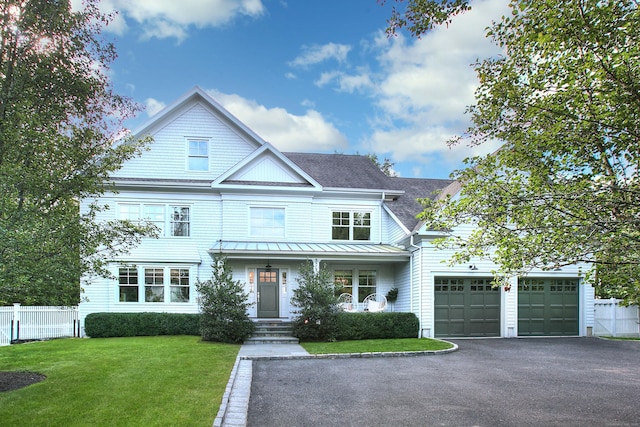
[{"xmin": 79, "ymin": 87, "xmax": 595, "ymax": 338}]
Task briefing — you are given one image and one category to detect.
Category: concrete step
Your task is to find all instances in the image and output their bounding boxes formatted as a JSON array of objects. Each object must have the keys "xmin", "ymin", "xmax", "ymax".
[
  {"xmin": 247, "ymin": 320, "xmax": 297, "ymax": 344},
  {"xmin": 244, "ymin": 335, "xmax": 299, "ymax": 345}
]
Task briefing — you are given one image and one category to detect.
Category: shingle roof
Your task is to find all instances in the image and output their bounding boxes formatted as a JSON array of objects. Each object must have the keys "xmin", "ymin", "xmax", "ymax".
[
  {"xmin": 283, "ymin": 152, "xmax": 452, "ymax": 232},
  {"xmin": 283, "ymin": 153, "xmax": 396, "ymax": 190},
  {"xmin": 384, "ymin": 177, "xmax": 453, "ymax": 232}
]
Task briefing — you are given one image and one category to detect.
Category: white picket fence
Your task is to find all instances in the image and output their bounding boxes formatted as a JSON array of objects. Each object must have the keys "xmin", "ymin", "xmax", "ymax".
[
  {"xmin": 593, "ymin": 299, "xmax": 640, "ymax": 337},
  {"xmin": 0, "ymin": 304, "xmax": 80, "ymax": 346}
]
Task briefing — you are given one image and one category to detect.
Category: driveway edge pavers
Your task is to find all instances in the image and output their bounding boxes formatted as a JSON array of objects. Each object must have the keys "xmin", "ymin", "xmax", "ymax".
[{"xmin": 213, "ymin": 343, "xmax": 458, "ymax": 427}]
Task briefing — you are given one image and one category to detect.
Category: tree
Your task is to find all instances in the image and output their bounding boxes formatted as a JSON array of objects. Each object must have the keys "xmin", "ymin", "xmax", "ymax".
[
  {"xmin": 383, "ymin": 1, "xmax": 640, "ymax": 303},
  {"xmin": 0, "ymin": 0, "xmax": 153, "ymax": 305},
  {"xmin": 367, "ymin": 153, "xmax": 398, "ymax": 177},
  {"xmin": 196, "ymin": 255, "xmax": 254, "ymax": 344},
  {"xmin": 290, "ymin": 261, "xmax": 340, "ymax": 342}
]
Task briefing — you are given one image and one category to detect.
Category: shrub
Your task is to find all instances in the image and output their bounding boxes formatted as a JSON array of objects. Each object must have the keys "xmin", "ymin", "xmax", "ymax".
[
  {"xmin": 290, "ymin": 261, "xmax": 341, "ymax": 341},
  {"xmin": 334, "ymin": 312, "xmax": 419, "ymax": 341},
  {"xmin": 196, "ymin": 255, "xmax": 255, "ymax": 344},
  {"xmin": 84, "ymin": 312, "xmax": 200, "ymax": 338}
]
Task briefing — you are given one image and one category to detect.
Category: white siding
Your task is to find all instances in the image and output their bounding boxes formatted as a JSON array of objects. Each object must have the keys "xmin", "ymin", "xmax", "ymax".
[{"xmin": 115, "ymin": 104, "xmax": 255, "ymax": 181}]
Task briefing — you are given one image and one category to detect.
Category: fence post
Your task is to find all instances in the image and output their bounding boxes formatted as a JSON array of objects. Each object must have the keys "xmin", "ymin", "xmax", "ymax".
[
  {"xmin": 12, "ymin": 303, "xmax": 20, "ymax": 342},
  {"xmin": 610, "ymin": 298, "xmax": 618, "ymax": 337}
]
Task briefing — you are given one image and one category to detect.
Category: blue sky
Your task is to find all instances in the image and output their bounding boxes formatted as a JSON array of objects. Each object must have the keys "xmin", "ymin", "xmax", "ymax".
[{"xmin": 84, "ymin": 0, "xmax": 509, "ymax": 179}]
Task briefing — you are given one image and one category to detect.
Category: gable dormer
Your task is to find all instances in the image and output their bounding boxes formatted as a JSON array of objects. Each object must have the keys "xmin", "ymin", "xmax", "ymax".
[{"xmin": 213, "ymin": 143, "xmax": 322, "ymax": 191}]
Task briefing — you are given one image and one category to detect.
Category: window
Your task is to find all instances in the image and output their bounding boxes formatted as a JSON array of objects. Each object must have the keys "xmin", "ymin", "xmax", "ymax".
[
  {"xmin": 188, "ymin": 139, "xmax": 209, "ymax": 171},
  {"xmin": 143, "ymin": 205, "xmax": 165, "ymax": 234},
  {"xmin": 118, "ymin": 203, "xmax": 190, "ymax": 237},
  {"xmin": 118, "ymin": 267, "xmax": 139, "ymax": 302},
  {"xmin": 250, "ymin": 207, "xmax": 285, "ymax": 237},
  {"xmin": 358, "ymin": 270, "xmax": 376, "ymax": 302},
  {"xmin": 334, "ymin": 270, "xmax": 353, "ymax": 296},
  {"xmin": 333, "ymin": 269, "xmax": 376, "ymax": 303},
  {"xmin": 170, "ymin": 206, "xmax": 190, "ymax": 237},
  {"xmin": 332, "ymin": 211, "xmax": 371, "ymax": 241},
  {"xmin": 119, "ymin": 204, "xmax": 140, "ymax": 221},
  {"xmin": 145, "ymin": 268, "xmax": 164, "ymax": 302},
  {"xmin": 117, "ymin": 266, "xmax": 192, "ymax": 304},
  {"xmin": 170, "ymin": 268, "xmax": 190, "ymax": 302}
]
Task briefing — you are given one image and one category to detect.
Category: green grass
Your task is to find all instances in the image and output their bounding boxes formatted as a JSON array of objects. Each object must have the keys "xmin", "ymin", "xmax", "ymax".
[
  {"xmin": 300, "ymin": 338, "xmax": 454, "ymax": 354},
  {"xmin": 0, "ymin": 336, "xmax": 239, "ymax": 427}
]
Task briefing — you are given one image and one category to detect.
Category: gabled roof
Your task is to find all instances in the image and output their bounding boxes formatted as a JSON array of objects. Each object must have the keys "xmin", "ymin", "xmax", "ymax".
[
  {"xmin": 213, "ymin": 143, "xmax": 322, "ymax": 190},
  {"xmin": 131, "ymin": 86, "xmax": 268, "ymax": 149}
]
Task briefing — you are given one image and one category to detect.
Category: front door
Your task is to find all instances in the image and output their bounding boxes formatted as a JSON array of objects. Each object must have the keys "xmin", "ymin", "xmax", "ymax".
[{"xmin": 257, "ymin": 268, "xmax": 279, "ymax": 318}]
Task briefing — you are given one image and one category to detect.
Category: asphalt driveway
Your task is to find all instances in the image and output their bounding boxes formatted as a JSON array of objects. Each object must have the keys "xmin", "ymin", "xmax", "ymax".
[{"xmin": 248, "ymin": 338, "xmax": 640, "ymax": 426}]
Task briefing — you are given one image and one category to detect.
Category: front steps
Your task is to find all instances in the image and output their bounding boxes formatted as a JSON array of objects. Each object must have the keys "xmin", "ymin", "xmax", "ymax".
[{"xmin": 244, "ymin": 320, "xmax": 299, "ymax": 345}]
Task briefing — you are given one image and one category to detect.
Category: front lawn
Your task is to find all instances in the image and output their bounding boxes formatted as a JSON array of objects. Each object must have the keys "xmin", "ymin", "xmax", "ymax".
[
  {"xmin": 300, "ymin": 338, "xmax": 453, "ymax": 354},
  {"xmin": 0, "ymin": 336, "xmax": 239, "ymax": 427}
]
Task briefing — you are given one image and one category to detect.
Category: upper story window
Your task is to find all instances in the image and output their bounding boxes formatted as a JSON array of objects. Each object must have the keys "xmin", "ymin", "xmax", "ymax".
[
  {"xmin": 119, "ymin": 203, "xmax": 190, "ymax": 237},
  {"xmin": 250, "ymin": 207, "xmax": 285, "ymax": 238},
  {"xmin": 332, "ymin": 211, "xmax": 371, "ymax": 241},
  {"xmin": 170, "ymin": 206, "xmax": 190, "ymax": 237},
  {"xmin": 187, "ymin": 139, "xmax": 209, "ymax": 171}
]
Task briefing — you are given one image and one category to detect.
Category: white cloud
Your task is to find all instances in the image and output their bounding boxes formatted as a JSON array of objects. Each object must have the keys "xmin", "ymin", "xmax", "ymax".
[
  {"xmin": 144, "ymin": 98, "xmax": 167, "ymax": 117},
  {"xmin": 363, "ymin": 0, "xmax": 509, "ymax": 174},
  {"xmin": 289, "ymin": 43, "xmax": 352, "ymax": 68},
  {"xmin": 102, "ymin": 0, "xmax": 266, "ymax": 42},
  {"xmin": 206, "ymin": 90, "xmax": 349, "ymax": 153}
]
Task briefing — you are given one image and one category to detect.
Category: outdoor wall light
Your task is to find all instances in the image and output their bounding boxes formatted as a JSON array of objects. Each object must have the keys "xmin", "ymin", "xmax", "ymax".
[{"xmin": 469, "ymin": 265, "xmax": 478, "ymax": 270}]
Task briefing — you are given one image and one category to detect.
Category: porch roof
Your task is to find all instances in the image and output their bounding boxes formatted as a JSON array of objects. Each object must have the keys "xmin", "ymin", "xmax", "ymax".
[{"xmin": 211, "ymin": 241, "xmax": 411, "ymax": 261}]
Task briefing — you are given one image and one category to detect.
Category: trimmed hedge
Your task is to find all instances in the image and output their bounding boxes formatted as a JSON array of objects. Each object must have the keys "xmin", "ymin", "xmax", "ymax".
[
  {"xmin": 85, "ymin": 312, "xmax": 201, "ymax": 338},
  {"xmin": 333, "ymin": 312, "xmax": 419, "ymax": 341}
]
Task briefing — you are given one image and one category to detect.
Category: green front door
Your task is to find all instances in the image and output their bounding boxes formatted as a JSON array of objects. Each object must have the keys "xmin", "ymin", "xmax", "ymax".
[
  {"xmin": 435, "ymin": 277, "xmax": 501, "ymax": 337},
  {"xmin": 518, "ymin": 278, "xmax": 578, "ymax": 336},
  {"xmin": 257, "ymin": 268, "xmax": 279, "ymax": 318}
]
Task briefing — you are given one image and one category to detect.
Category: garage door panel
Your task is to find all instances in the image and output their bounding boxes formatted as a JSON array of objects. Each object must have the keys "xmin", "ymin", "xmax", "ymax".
[
  {"xmin": 518, "ymin": 278, "xmax": 579, "ymax": 336},
  {"xmin": 435, "ymin": 277, "xmax": 500, "ymax": 338}
]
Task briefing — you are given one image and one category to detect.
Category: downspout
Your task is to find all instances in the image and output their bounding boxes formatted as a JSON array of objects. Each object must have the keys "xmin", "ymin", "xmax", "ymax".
[{"xmin": 410, "ymin": 232, "xmax": 422, "ymax": 338}]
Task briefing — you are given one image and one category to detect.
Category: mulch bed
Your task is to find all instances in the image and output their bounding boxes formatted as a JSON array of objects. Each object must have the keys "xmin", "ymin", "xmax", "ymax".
[{"xmin": 0, "ymin": 371, "xmax": 46, "ymax": 392}]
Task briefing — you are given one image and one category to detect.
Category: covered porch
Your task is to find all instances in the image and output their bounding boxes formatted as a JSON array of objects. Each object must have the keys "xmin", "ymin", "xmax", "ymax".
[{"xmin": 210, "ymin": 240, "xmax": 412, "ymax": 320}]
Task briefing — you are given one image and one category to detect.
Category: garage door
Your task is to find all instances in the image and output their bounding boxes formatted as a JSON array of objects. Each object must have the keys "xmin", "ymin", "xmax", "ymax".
[
  {"xmin": 434, "ymin": 277, "xmax": 500, "ymax": 337},
  {"xmin": 518, "ymin": 278, "xmax": 578, "ymax": 336}
]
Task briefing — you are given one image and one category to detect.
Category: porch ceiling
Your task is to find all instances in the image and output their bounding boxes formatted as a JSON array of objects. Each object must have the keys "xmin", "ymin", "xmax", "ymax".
[{"xmin": 210, "ymin": 241, "xmax": 410, "ymax": 261}]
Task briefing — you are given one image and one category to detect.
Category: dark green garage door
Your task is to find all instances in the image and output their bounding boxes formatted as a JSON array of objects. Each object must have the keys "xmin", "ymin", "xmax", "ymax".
[
  {"xmin": 518, "ymin": 278, "xmax": 579, "ymax": 336},
  {"xmin": 435, "ymin": 277, "xmax": 500, "ymax": 337}
]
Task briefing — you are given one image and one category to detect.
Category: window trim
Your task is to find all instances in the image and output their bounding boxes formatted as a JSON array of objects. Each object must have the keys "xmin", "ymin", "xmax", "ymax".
[
  {"xmin": 118, "ymin": 202, "xmax": 191, "ymax": 238},
  {"xmin": 333, "ymin": 268, "xmax": 377, "ymax": 303},
  {"xmin": 116, "ymin": 265, "xmax": 193, "ymax": 304},
  {"xmin": 249, "ymin": 206, "xmax": 286, "ymax": 238},
  {"xmin": 331, "ymin": 210, "xmax": 372, "ymax": 241},
  {"xmin": 186, "ymin": 138, "xmax": 210, "ymax": 172}
]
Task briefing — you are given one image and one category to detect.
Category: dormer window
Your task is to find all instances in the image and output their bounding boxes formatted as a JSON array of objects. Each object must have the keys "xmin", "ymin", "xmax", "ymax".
[
  {"xmin": 187, "ymin": 138, "xmax": 209, "ymax": 171},
  {"xmin": 332, "ymin": 211, "xmax": 371, "ymax": 241}
]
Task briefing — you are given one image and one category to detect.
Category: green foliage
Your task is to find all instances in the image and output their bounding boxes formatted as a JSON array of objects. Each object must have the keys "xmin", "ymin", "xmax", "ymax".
[
  {"xmin": 381, "ymin": 0, "xmax": 471, "ymax": 37},
  {"xmin": 334, "ymin": 312, "xmax": 419, "ymax": 341},
  {"xmin": 290, "ymin": 261, "xmax": 341, "ymax": 341},
  {"xmin": 386, "ymin": 287, "xmax": 399, "ymax": 302},
  {"xmin": 367, "ymin": 153, "xmax": 398, "ymax": 177},
  {"xmin": 0, "ymin": 0, "xmax": 154, "ymax": 306},
  {"xmin": 390, "ymin": 1, "xmax": 640, "ymax": 304},
  {"xmin": 196, "ymin": 255, "xmax": 255, "ymax": 344},
  {"xmin": 84, "ymin": 312, "xmax": 200, "ymax": 338}
]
